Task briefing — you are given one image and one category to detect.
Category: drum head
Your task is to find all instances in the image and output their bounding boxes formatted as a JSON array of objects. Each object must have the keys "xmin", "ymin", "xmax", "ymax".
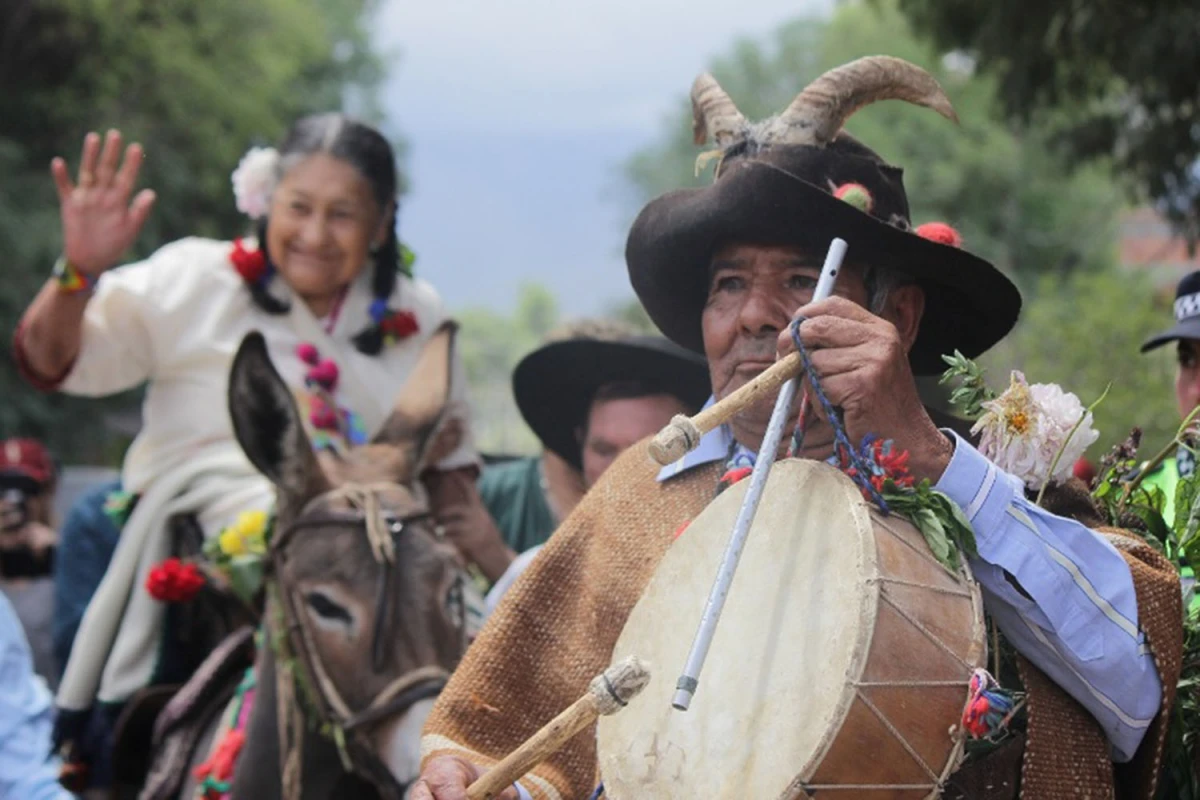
[
  {"xmin": 599, "ymin": 460, "xmax": 878, "ymax": 798},
  {"xmin": 599, "ymin": 459, "xmax": 983, "ymax": 799}
]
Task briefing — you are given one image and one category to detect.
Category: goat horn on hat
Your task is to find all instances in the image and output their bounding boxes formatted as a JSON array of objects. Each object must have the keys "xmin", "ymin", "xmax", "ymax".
[
  {"xmin": 774, "ymin": 55, "xmax": 958, "ymax": 147},
  {"xmin": 690, "ymin": 73, "xmax": 747, "ymax": 147}
]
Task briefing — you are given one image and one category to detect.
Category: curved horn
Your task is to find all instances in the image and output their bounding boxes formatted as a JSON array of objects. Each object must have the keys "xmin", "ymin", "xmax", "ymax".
[
  {"xmin": 778, "ymin": 56, "xmax": 958, "ymax": 146},
  {"xmin": 690, "ymin": 73, "xmax": 747, "ymax": 147}
]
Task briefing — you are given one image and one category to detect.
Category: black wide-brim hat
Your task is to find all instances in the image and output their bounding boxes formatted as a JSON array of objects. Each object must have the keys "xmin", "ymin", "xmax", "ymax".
[
  {"xmin": 626, "ymin": 58, "xmax": 1023, "ymax": 376},
  {"xmin": 1141, "ymin": 270, "xmax": 1200, "ymax": 352},
  {"xmin": 513, "ymin": 336, "xmax": 711, "ymax": 470}
]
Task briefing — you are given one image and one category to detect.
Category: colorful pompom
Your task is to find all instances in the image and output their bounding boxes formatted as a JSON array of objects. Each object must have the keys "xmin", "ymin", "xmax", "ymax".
[
  {"xmin": 307, "ymin": 359, "xmax": 339, "ymax": 391},
  {"xmin": 834, "ymin": 183, "xmax": 874, "ymax": 214},
  {"xmin": 915, "ymin": 222, "xmax": 963, "ymax": 247},
  {"xmin": 295, "ymin": 342, "xmax": 319, "ymax": 365},
  {"xmin": 369, "ymin": 298, "xmax": 390, "ymax": 324},
  {"xmin": 229, "ymin": 238, "xmax": 269, "ymax": 284},
  {"xmin": 309, "ymin": 397, "xmax": 338, "ymax": 431},
  {"xmin": 381, "ymin": 310, "xmax": 420, "ymax": 339}
]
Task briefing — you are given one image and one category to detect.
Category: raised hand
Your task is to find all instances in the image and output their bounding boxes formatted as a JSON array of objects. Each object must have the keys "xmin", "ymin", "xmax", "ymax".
[{"xmin": 51, "ymin": 129, "xmax": 157, "ymax": 276}]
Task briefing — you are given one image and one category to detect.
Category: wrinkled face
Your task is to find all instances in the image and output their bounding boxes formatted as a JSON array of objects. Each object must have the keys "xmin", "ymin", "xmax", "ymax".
[
  {"xmin": 1176, "ymin": 340, "xmax": 1200, "ymax": 421},
  {"xmin": 276, "ymin": 458, "xmax": 466, "ymax": 784},
  {"xmin": 580, "ymin": 393, "xmax": 691, "ymax": 487},
  {"xmin": 265, "ymin": 153, "xmax": 389, "ymax": 314},
  {"xmin": 700, "ymin": 243, "xmax": 918, "ymax": 449}
]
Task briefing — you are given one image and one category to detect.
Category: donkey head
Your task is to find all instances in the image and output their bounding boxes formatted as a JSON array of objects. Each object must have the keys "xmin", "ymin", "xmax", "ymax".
[{"xmin": 227, "ymin": 322, "xmax": 469, "ymax": 791}]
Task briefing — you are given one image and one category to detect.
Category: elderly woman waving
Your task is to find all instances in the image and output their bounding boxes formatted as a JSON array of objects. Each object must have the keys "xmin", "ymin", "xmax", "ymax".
[{"xmin": 14, "ymin": 115, "xmax": 511, "ymax": 782}]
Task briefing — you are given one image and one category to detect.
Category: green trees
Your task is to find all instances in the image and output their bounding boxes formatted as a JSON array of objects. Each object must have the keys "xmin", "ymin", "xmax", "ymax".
[
  {"xmin": 0, "ymin": 0, "xmax": 386, "ymax": 461},
  {"xmin": 899, "ymin": 0, "xmax": 1200, "ymax": 242}
]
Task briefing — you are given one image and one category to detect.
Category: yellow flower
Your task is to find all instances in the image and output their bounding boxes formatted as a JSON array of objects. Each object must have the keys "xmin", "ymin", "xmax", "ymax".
[
  {"xmin": 218, "ymin": 526, "xmax": 249, "ymax": 557},
  {"xmin": 218, "ymin": 510, "xmax": 269, "ymax": 557}
]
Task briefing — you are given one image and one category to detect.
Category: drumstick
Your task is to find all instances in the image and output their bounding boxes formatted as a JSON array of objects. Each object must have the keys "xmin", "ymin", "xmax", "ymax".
[
  {"xmin": 671, "ymin": 237, "xmax": 846, "ymax": 712},
  {"xmin": 465, "ymin": 656, "xmax": 650, "ymax": 800},
  {"xmin": 648, "ymin": 238, "xmax": 848, "ymax": 467}
]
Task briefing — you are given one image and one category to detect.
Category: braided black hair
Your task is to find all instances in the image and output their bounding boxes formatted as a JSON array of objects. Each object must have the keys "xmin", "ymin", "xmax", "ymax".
[{"xmin": 251, "ymin": 113, "xmax": 402, "ymax": 355}]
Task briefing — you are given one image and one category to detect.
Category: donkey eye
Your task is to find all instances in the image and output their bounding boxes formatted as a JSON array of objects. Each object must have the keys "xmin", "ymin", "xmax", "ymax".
[{"xmin": 305, "ymin": 590, "xmax": 353, "ymax": 625}]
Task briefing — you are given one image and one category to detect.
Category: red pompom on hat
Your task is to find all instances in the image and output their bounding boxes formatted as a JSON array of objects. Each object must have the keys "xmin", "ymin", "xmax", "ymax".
[{"xmin": 915, "ymin": 222, "xmax": 963, "ymax": 248}]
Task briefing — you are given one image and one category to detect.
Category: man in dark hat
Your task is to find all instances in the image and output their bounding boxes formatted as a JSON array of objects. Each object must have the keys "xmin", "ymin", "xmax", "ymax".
[
  {"xmin": 479, "ymin": 320, "xmax": 710, "ymax": 607},
  {"xmin": 1139, "ymin": 271, "xmax": 1200, "ymax": 521},
  {"xmin": 415, "ymin": 56, "xmax": 1179, "ymax": 800},
  {"xmin": 481, "ymin": 320, "xmax": 710, "ymax": 551}
]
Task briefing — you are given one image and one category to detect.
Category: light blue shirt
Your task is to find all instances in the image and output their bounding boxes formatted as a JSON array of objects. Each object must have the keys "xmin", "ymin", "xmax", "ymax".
[
  {"xmin": 0, "ymin": 592, "xmax": 72, "ymax": 800},
  {"xmin": 654, "ymin": 415, "xmax": 1161, "ymax": 763}
]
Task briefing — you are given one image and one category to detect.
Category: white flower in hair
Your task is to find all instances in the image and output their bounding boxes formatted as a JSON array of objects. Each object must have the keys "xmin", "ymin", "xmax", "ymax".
[
  {"xmin": 231, "ymin": 146, "xmax": 279, "ymax": 220},
  {"xmin": 971, "ymin": 371, "xmax": 1099, "ymax": 491}
]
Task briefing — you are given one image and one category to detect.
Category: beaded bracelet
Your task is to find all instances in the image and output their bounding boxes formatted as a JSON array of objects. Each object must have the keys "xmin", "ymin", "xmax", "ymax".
[{"xmin": 52, "ymin": 256, "xmax": 96, "ymax": 295}]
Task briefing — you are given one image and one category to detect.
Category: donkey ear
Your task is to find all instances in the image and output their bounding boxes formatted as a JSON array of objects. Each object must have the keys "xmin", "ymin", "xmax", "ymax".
[
  {"xmin": 373, "ymin": 321, "xmax": 458, "ymax": 476},
  {"xmin": 228, "ymin": 332, "xmax": 330, "ymax": 506}
]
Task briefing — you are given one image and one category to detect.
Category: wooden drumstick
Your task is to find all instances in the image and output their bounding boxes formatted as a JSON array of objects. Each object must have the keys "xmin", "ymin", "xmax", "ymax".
[
  {"xmin": 465, "ymin": 656, "xmax": 651, "ymax": 800},
  {"xmin": 648, "ymin": 353, "xmax": 803, "ymax": 465}
]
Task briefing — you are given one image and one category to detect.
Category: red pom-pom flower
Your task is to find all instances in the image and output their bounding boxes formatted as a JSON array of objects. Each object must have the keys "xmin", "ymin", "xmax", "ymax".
[
  {"xmin": 146, "ymin": 558, "xmax": 205, "ymax": 603},
  {"xmin": 915, "ymin": 222, "xmax": 963, "ymax": 248},
  {"xmin": 229, "ymin": 238, "xmax": 269, "ymax": 284},
  {"xmin": 381, "ymin": 310, "xmax": 420, "ymax": 339}
]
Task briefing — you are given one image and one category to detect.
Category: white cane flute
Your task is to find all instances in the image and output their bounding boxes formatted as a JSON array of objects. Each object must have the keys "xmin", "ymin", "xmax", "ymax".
[
  {"xmin": 465, "ymin": 656, "xmax": 650, "ymax": 800},
  {"xmin": 671, "ymin": 237, "xmax": 847, "ymax": 712}
]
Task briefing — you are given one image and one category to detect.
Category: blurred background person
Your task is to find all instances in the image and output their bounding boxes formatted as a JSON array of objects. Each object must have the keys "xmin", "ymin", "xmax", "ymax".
[{"xmin": 0, "ymin": 438, "xmax": 60, "ymax": 690}]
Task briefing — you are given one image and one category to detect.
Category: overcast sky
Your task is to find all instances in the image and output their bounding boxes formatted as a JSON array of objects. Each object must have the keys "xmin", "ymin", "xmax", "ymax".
[{"xmin": 373, "ymin": 0, "xmax": 833, "ymax": 317}]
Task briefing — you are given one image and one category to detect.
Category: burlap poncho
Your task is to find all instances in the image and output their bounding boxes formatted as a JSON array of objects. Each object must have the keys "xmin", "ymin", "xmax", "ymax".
[{"xmin": 421, "ymin": 442, "xmax": 1183, "ymax": 799}]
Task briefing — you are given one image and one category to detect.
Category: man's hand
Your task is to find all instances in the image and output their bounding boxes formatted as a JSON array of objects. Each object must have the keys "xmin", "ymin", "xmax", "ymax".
[
  {"xmin": 777, "ymin": 296, "xmax": 952, "ymax": 482},
  {"xmin": 424, "ymin": 468, "xmax": 515, "ymax": 583},
  {"xmin": 410, "ymin": 756, "xmax": 519, "ymax": 800}
]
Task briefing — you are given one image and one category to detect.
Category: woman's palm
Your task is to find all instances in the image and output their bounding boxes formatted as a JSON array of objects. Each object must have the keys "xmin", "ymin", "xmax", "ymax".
[{"xmin": 52, "ymin": 130, "xmax": 157, "ymax": 275}]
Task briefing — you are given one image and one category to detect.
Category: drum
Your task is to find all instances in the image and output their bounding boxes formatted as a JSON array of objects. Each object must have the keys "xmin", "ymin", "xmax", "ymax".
[{"xmin": 598, "ymin": 460, "xmax": 986, "ymax": 799}]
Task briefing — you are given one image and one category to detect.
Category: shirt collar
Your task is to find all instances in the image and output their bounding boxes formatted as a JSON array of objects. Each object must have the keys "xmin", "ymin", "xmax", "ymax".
[{"xmin": 656, "ymin": 396, "xmax": 733, "ymax": 482}]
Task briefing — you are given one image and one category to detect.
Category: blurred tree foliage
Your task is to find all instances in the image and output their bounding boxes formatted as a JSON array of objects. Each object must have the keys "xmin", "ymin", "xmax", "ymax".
[
  {"xmin": 624, "ymin": 0, "xmax": 1123, "ymax": 284},
  {"xmin": 0, "ymin": 0, "xmax": 388, "ymax": 463},
  {"xmin": 897, "ymin": 0, "xmax": 1200, "ymax": 245},
  {"xmin": 458, "ymin": 284, "xmax": 562, "ymax": 456},
  {"xmin": 622, "ymin": 0, "xmax": 1181, "ymax": 455}
]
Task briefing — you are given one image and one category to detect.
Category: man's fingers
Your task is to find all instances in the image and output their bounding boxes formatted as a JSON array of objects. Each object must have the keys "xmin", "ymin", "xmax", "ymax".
[
  {"xmin": 805, "ymin": 344, "xmax": 878, "ymax": 379},
  {"xmin": 796, "ymin": 295, "xmax": 879, "ymax": 324},
  {"xmin": 50, "ymin": 158, "xmax": 74, "ymax": 202},
  {"xmin": 96, "ymin": 129, "xmax": 123, "ymax": 186},
  {"xmin": 792, "ymin": 314, "xmax": 877, "ymax": 352}
]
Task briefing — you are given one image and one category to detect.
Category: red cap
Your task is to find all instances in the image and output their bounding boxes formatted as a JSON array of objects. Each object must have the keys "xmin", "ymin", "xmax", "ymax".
[{"xmin": 0, "ymin": 439, "xmax": 55, "ymax": 485}]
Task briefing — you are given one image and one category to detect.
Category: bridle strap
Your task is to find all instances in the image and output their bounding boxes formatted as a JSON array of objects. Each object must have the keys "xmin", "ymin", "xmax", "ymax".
[{"xmin": 342, "ymin": 666, "xmax": 450, "ymax": 732}]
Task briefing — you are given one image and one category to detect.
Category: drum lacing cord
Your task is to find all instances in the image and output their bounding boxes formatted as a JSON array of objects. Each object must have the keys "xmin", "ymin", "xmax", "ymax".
[{"xmin": 788, "ymin": 319, "xmax": 889, "ymax": 511}]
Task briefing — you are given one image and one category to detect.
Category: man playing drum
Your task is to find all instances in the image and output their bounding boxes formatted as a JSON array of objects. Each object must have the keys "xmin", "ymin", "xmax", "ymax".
[{"xmin": 415, "ymin": 56, "xmax": 1180, "ymax": 799}]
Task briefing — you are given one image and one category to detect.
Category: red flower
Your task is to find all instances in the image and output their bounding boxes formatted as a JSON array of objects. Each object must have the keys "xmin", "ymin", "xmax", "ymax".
[
  {"xmin": 381, "ymin": 310, "xmax": 420, "ymax": 339},
  {"xmin": 230, "ymin": 238, "xmax": 268, "ymax": 284},
  {"xmin": 194, "ymin": 728, "xmax": 245, "ymax": 788},
  {"xmin": 146, "ymin": 558, "xmax": 205, "ymax": 603}
]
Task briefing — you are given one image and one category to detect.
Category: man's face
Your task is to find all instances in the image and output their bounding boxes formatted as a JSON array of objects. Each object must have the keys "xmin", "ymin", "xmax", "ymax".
[
  {"xmin": 580, "ymin": 394, "xmax": 692, "ymax": 487},
  {"xmin": 1176, "ymin": 339, "xmax": 1200, "ymax": 421},
  {"xmin": 700, "ymin": 242, "xmax": 919, "ymax": 449}
]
